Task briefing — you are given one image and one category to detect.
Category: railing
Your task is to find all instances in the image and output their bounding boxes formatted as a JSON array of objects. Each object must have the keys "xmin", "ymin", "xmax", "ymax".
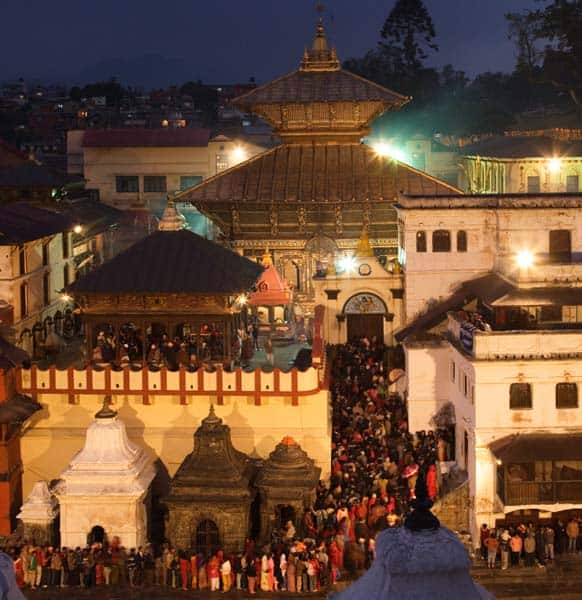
[{"xmin": 505, "ymin": 480, "xmax": 582, "ymax": 505}]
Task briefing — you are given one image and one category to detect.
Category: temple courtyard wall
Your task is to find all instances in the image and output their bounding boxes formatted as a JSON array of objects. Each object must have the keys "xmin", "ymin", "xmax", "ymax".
[{"xmin": 16, "ymin": 365, "xmax": 331, "ymax": 498}]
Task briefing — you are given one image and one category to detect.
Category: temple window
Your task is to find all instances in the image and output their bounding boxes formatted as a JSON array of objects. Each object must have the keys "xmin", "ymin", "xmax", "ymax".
[
  {"xmin": 62, "ymin": 233, "xmax": 70, "ymax": 259},
  {"xmin": 115, "ymin": 176, "xmax": 139, "ymax": 193},
  {"xmin": 416, "ymin": 231, "xmax": 427, "ymax": 252},
  {"xmin": 143, "ymin": 176, "xmax": 167, "ymax": 193},
  {"xmin": 567, "ymin": 174, "xmax": 579, "ymax": 193},
  {"xmin": 43, "ymin": 272, "xmax": 50, "ymax": 306},
  {"xmin": 18, "ymin": 244, "xmax": 26, "ymax": 275},
  {"xmin": 432, "ymin": 230, "xmax": 451, "ymax": 252},
  {"xmin": 549, "ymin": 230, "xmax": 571, "ymax": 264},
  {"xmin": 20, "ymin": 283, "xmax": 28, "ymax": 318},
  {"xmin": 457, "ymin": 230, "xmax": 468, "ymax": 252},
  {"xmin": 42, "ymin": 241, "xmax": 49, "ymax": 266},
  {"xmin": 556, "ymin": 383, "xmax": 578, "ymax": 409},
  {"xmin": 509, "ymin": 383, "xmax": 532, "ymax": 410},
  {"xmin": 527, "ymin": 175, "xmax": 540, "ymax": 193}
]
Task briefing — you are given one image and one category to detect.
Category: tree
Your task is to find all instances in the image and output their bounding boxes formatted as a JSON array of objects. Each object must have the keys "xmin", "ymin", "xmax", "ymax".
[
  {"xmin": 380, "ymin": 0, "xmax": 438, "ymax": 74},
  {"xmin": 507, "ymin": 1, "xmax": 582, "ymax": 110}
]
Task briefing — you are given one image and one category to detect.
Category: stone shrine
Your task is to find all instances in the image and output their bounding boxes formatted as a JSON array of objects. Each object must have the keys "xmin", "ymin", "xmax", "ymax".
[
  {"xmin": 55, "ymin": 399, "xmax": 156, "ymax": 548},
  {"xmin": 165, "ymin": 406, "xmax": 256, "ymax": 553},
  {"xmin": 17, "ymin": 481, "xmax": 58, "ymax": 546},
  {"xmin": 255, "ymin": 436, "xmax": 320, "ymax": 543}
]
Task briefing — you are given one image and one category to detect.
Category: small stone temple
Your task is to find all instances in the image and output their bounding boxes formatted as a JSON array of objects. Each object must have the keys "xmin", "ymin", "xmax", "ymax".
[
  {"xmin": 55, "ymin": 399, "xmax": 156, "ymax": 548},
  {"xmin": 166, "ymin": 408, "xmax": 320, "ymax": 552},
  {"xmin": 17, "ymin": 481, "xmax": 58, "ymax": 545},
  {"xmin": 255, "ymin": 436, "xmax": 320, "ymax": 544},
  {"xmin": 165, "ymin": 406, "xmax": 256, "ymax": 553}
]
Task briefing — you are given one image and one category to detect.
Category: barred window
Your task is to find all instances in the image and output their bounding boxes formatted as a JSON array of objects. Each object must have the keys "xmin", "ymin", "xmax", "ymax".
[
  {"xmin": 509, "ymin": 383, "xmax": 532, "ymax": 410},
  {"xmin": 556, "ymin": 383, "xmax": 578, "ymax": 409},
  {"xmin": 457, "ymin": 230, "xmax": 468, "ymax": 252},
  {"xmin": 416, "ymin": 231, "xmax": 427, "ymax": 252},
  {"xmin": 432, "ymin": 230, "xmax": 451, "ymax": 252}
]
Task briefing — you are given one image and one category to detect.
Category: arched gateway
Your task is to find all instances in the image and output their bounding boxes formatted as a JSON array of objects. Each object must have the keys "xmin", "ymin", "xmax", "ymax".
[
  {"xmin": 344, "ymin": 293, "xmax": 387, "ymax": 342},
  {"xmin": 195, "ymin": 520, "xmax": 220, "ymax": 556}
]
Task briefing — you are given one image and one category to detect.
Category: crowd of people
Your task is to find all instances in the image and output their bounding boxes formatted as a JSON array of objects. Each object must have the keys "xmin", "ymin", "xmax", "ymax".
[
  {"xmin": 6, "ymin": 337, "xmax": 581, "ymax": 593},
  {"xmin": 480, "ymin": 517, "xmax": 582, "ymax": 569}
]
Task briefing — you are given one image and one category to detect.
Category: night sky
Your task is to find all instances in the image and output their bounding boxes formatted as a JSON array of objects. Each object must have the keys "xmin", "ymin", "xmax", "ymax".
[{"xmin": 1, "ymin": 0, "xmax": 537, "ymax": 86}]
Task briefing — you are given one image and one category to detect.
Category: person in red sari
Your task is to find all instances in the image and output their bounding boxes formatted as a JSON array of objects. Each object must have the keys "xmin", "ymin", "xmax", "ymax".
[
  {"xmin": 426, "ymin": 463, "xmax": 438, "ymax": 500},
  {"xmin": 179, "ymin": 550, "xmax": 189, "ymax": 590}
]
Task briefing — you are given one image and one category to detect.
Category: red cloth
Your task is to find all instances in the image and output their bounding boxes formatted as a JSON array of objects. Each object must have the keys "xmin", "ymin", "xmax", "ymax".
[{"xmin": 427, "ymin": 464, "xmax": 438, "ymax": 500}]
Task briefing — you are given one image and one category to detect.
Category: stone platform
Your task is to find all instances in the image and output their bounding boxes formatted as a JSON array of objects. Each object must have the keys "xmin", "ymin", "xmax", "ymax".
[{"xmin": 27, "ymin": 588, "xmax": 325, "ymax": 599}]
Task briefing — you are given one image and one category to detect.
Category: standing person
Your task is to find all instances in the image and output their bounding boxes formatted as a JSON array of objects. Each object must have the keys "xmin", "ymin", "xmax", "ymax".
[
  {"xmin": 208, "ymin": 554, "xmax": 220, "ymax": 592},
  {"xmin": 544, "ymin": 526, "xmax": 555, "ymax": 561},
  {"xmin": 220, "ymin": 556, "xmax": 232, "ymax": 592},
  {"xmin": 567, "ymin": 518, "xmax": 579, "ymax": 553},
  {"xmin": 127, "ymin": 549, "xmax": 137, "ymax": 587},
  {"xmin": 252, "ymin": 323, "xmax": 259, "ymax": 351},
  {"xmin": 524, "ymin": 533, "xmax": 536, "ymax": 567},
  {"xmin": 479, "ymin": 524, "xmax": 490, "ymax": 561},
  {"xmin": 198, "ymin": 555, "xmax": 208, "ymax": 590},
  {"xmin": 264, "ymin": 335, "xmax": 274, "ymax": 366},
  {"xmin": 286, "ymin": 552, "xmax": 296, "ymax": 592},
  {"xmin": 499, "ymin": 530, "xmax": 510, "ymax": 570},
  {"xmin": 245, "ymin": 555, "xmax": 257, "ymax": 595},
  {"xmin": 485, "ymin": 533, "xmax": 499, "ymax": 569},
  {"xmin": 190, "ymin": 553, "xmax": 198, "ymax": 591},
  {"xmin": 509, "ymin": 531, "xmax": 523, "ymax": 567},
  {"xmin": 50, "ymin": 548, "xmax": 63, "ymax": 587},
  {"xmin": 179, "ymin": 551, "xmax": 189, "ymax": 591}
]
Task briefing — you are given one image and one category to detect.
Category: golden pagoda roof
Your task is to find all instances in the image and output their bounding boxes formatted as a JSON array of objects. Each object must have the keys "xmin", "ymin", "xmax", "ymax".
[{"xmin": 175, "ymin": 143, "xmax": 461, "ymax": 240}]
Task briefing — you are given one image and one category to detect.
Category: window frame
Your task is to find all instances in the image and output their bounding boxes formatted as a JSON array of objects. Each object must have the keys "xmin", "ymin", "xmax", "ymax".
[
  {"xmin": 556, "ymin": 382, "xmax": 578, "ymax": 409},
  {"xmin": 180, "ymin": 175, "xmax": 203, "ymax": 191},
  {"xmin": 20, "ymin": 283, "xmax": 27, "ymax": 318},
  {"xmin": 416, "ymin": 231, "xmax": 427, "ymax": 253},
  {"xmin": 527, "ymin": 175, "xmax": 541, "ymax": 194},
  {"xmin": 432, "ymin": 229, "xmax": 451, "ymax": 252},
  {"xmin": 509, "ymin": 382, "xmax": 533, "ymax": 410},
  {"xmin": 115, "ymin": 175, "xmax": 139, "ymax": 193},
  {"xmin": 143, "ymin": 175, "xmax": 167, "ymax": 193},
  {"xmin": 566, "ymin": 174, "xmax": 579, "ymax": 193},
  {"xmin": 457, "ymin": 230, "xmax": 468, "ymax": 252}
]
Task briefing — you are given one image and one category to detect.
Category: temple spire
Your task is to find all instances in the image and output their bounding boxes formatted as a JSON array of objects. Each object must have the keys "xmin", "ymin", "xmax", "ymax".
[
  {"xmin": 159, "ymin": 195, "xmax": 188, "ymax": 231},
  {"xmin": 300, "ymin": 3, "xmax": 340, "ymax": 72}
]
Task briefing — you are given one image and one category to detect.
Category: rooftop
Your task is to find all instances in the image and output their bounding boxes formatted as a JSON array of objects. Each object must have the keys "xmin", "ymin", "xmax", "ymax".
[
  {"xmin": 82, "ymin": 128, "xmax": 212, "ymax": 148},
  {"xmin": 461, "ymin": 135, "xmax": 582, "ymax": 159},
  {"xmin": 68, "ymin": 229, "xmax": 263, "ymax": 295},
  {"xmin": 0, "ymin": 202, "xmax": 71, "ymax": 245}
]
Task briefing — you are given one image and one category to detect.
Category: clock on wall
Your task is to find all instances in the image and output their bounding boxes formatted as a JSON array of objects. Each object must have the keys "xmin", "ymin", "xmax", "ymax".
[{"xmin": 358, "ymin": 263, "xmax": 372, "ymax": 276}]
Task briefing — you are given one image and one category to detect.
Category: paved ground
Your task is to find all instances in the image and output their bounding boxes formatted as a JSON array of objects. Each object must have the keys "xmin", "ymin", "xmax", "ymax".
[
  {"xmin": 26, "ymin": 588, "xmax": 326, "ymax": 599},
  {"xmin": 247, "ymin": 342, "xmax": 309, "ymax": 371}
]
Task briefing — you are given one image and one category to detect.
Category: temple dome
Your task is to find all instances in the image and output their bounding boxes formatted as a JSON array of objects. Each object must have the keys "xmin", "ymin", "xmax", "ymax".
[{"xmin": 56, "ymin": 400, "xmax": 155, "ymax": 495}]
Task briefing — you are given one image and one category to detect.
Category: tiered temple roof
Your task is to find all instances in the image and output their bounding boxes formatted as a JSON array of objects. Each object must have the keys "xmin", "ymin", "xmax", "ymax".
[{"xmin": 176, "ymin": 13, "xmax": 461, "ymax": 243}]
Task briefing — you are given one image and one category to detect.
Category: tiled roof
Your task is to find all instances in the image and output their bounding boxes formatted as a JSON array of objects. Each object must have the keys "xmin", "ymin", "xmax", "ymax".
[
  {"xmin": 461, "ymin": 136, "xmax": 582, "ymax": 159},
  {"xmin": 234, "ymin": 68, "xmax": 408, "ymax": 107},
  {"xmin": 0, "ymin": 202, "xmax": 71, "ymax": 245},
  {"xmin": 82, "ymin": 128, "xmax": 211, "ymax": 148},
  {"xmin": 0, "ymin": 163, "xmax": 69, "ymax": 187},
  {"xmin": 178, "ymin": 143, "xmax": 460, "ymax": 205},
  {"xmin": 68, "ymin": 229, "xmax": 263, "ymax": 295}
]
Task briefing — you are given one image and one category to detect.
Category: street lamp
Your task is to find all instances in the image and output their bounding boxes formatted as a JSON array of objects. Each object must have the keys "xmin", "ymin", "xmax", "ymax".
[
  {"xmin": 339, "ymin": 255, "xmax": 357, "ymax": 274},
  {"xmin": 547, "ymin": 157, "xmax": 562, "ymax": 173},
  {"xmin": 516, "ymin": 249, "xmax": 535, "ymax": 269}
]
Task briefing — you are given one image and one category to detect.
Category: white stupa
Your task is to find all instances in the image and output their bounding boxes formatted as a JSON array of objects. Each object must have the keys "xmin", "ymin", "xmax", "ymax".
[
  {"xmin": 55, "ymin": 398, "xmax": 156, "ymax": 548},
  {"xmin": 158, "ymin": 197, "xmax": 188, "ymax": 231},
  {"xmin": 18, "ymin": 481, "xmax": 58, "ymax": 544},
  {"xmin": 331, "ymin": 478, "xmax": 494, "ymax": 600}
]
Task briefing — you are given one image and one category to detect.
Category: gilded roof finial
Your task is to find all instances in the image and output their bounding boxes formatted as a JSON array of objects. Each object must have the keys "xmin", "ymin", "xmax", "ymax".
[
  {"xmin": 301, "ymin": 3, "xmax": 340, "ymax": 72},
  {"xmin": 355, "ymin": 225, "xmax": 374, "ymax": 258}
]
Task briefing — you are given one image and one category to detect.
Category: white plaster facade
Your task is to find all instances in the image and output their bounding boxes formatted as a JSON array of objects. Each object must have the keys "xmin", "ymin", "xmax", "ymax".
[
  {"xmin": 398, "ymin": 192, "xmax": 582, "ymax": 547},
  {"xmin": 312, "ymin": 253, "xmax": 404, "ymax": 346},
  {"xmin": 0, "ymin": 231, "xmax": 72, "ymax": 341},
  {"xmin": 55, "ymin": 408, "xmax": 155, "ymax": 549}
]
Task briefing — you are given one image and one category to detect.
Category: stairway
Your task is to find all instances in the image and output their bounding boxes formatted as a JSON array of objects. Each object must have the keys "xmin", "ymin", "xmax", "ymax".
[
  {"xmin": 432, "ymin": 478, "xmax": 471, "ymax": 533},
  {"xmin": 472, "ymin": 554, "xmax": 582, "ymax": 599}
]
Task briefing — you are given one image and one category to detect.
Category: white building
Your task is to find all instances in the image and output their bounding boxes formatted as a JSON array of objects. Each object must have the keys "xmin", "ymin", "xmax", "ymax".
[
  {"xmin": 395, "ymin": 192, "xmax": 582, "ymax": 544},
  {"xmin": 55, "ymin": 400, "xmax": 155, "ymax": 549}
]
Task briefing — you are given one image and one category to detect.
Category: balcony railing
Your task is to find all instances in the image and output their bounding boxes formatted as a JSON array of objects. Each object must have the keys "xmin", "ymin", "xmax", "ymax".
[{"xmin": 504, "ymin": 480, "xmax": 582, "ymax": 505}]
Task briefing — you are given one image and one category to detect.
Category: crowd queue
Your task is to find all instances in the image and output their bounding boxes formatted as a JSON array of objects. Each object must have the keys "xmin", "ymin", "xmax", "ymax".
[
  {"xmin": 7, "ymin": 337, "xmax": 578, "ymax": 593},
  {"xmin": 480, "ymin": 518, "xmax": 582, "ymax": 570}
]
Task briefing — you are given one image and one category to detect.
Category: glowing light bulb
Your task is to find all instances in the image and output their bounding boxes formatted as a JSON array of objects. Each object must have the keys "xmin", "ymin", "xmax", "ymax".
[
  {"xmin": 231, "ymin": 146, "xmax": 247, "ymax": 164},
  {"xmin": 73, "ymin": 224, "xmax": 83, "ymax": 234},
  {"xmin": 548, "ymin": 157, "xmax": 562, "ymax": 173},
  {"xmin": 371, "ymin": 141, "xmax": 407, "ymax": 163},
  {"xmin": 339, "ymin": 255, "xmax": 357, "ymax": 273},
  {"xmin": 516, "ymin": 249, "xmax": 534, "ymax": 269}
]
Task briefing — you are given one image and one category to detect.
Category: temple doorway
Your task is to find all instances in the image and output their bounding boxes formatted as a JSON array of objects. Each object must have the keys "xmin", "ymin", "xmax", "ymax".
[
  {"xmin": 276, "ymin": 505, "xmax": 296, "ymax": 529},
  {"xmin": 343, "ymin": 293, "xmax": 387, "ymax": 343},
  {"xmin": 195, "ymin": 520, "xmax": 220, "ymax": 557},
  {"xmin": 88, "ymin": 525, "xmax": 105, "ymax": 545},
  {"xmin": 347, "ymin": 314, "xmax": 384, "ymax": 342}
]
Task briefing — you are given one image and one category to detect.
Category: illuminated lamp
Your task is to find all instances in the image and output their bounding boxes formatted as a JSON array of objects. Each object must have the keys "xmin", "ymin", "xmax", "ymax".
[
  {"xmin": 547, "ymin": 157, "xmax": 562, "ymax": 173},
  {"xmin": 339, "ymin": 255, "xmax": 357, "ymax": 273},
  {"xmin": 515, "ymin": 249, "xmax": 535, "ymax": 269}
]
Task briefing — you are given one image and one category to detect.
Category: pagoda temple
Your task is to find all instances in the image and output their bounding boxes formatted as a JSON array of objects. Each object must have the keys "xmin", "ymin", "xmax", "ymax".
[{"xmin": 176, "ymin": 12, "xmax": 461, "ymax": 319}]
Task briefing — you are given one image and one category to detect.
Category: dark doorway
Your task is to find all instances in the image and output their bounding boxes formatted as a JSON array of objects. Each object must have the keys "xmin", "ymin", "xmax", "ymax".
[
  {"xmin": 195, "ymin": 520, "xmax": 220, "ymax": 557},
  {"xmin": 88, "ymin": 525, "xmax": 105, "ymax": 545},
  {"xmin": 250, "ymin": 493, "xmax": 261, "ymax": 542},
  {"xmin": 347, "ymin": 314, "xmax": 383, "ymax": 342},
  {"xmin": 277, "ymin": 505, "xmax": 296, "ymax": 529},
  {"xmin": 549, "ymin": 230, "xmax": 571, "ymax": 263}
]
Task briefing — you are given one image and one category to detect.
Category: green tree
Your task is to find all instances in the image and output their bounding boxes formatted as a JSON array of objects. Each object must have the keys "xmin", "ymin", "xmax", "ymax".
[
  {"xmin": 507, "ymin": 1, "xmax": 582, "ymax": 110},
  {"xmin": 380, "ymin": 0, "xmax": 438, "ymax": 74}
]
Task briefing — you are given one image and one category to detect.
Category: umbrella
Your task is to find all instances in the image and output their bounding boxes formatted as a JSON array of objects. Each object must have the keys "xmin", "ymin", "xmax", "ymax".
[{"xmin": 402, "ymin": 464, "xmax": 419, "ymax": 479}]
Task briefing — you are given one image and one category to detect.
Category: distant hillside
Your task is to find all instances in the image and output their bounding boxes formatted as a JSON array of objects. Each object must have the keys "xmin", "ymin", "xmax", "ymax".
[{"xmin": 71, "ymin": 54, "xmax": 202, "ymax": 89}]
